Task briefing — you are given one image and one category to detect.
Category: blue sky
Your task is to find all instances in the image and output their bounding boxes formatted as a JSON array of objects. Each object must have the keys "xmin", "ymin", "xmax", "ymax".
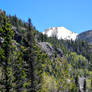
[{"xmin": 0, "ymin": 0, "xmax": 92, "ymax": 33}]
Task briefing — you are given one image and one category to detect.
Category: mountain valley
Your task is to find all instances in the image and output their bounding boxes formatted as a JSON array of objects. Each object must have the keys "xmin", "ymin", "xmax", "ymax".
[{"xmin": 0, "ymin": 9, "xmax": 92, "ymax": 92}]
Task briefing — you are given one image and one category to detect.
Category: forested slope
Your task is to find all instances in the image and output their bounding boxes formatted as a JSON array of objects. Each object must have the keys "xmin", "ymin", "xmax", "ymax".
[{"xmin": 0, "ymin": 9, "xmax": 92, "ymax": 92}]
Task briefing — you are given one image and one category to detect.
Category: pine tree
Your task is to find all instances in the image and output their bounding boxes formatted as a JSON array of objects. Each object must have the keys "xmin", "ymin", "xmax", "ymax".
[
  {"xmin": 75, "ymin": 75, "xmax": 80, "ymax": 92},
  {"xmin": 26, "ymin": 18, "xmax": 36, "ymax": 92},
  {"xmin": 83, "ymin": 79, "xmax": 86, "ymax": 92}
]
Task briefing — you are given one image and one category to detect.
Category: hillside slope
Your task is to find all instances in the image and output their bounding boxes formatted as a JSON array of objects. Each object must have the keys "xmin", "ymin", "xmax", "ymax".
[
  {"xmin": 78, "ymin": 30, "xmax": 92, "ymax": 45},
  {"xmin": 0, "ymin": 9, "xmax": 92, "ymax": 92}
]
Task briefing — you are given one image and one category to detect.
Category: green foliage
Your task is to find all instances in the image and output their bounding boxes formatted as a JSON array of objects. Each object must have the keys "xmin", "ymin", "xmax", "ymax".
[{"xmin": 0, "ymin": 9, "xmax": 91, "ymax": 92}]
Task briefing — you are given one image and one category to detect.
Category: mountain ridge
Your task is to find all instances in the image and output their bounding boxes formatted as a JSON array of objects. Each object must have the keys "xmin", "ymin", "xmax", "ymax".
[
  {"xmin": 78, "ymin": 30, "xmax": 92, "ymax": 45},
  {"xmin": 42, "ymin": 27, "xmax": 78, "ymax": 40}
]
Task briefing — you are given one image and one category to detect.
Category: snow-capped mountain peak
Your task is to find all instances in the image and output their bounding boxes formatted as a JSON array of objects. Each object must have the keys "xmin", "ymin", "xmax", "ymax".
[{"xmin": 43, "ymin": 27, "xmax": 78, "ymax": 40}]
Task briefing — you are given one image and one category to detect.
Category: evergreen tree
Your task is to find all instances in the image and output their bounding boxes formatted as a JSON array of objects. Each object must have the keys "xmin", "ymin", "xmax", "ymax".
[
  {"xmin": 75, "ymin": 75, "xmax": 80, "ymax": 92},
  {"xmin": 25, "ymin": 18, "xmax": 36, "ymax": 92},
  {"xmin": 83, "ymin": 79, "xmax": 86, "ymax": 92}
]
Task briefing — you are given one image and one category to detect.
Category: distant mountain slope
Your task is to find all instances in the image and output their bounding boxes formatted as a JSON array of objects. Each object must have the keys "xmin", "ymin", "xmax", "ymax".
[
  {"xmin": 78, "ymin": 30, "xmax": 92, "ymax": 45},
  {"xmin": 43, "ymin": 27, "xmax": 78, "ymax": 40}
]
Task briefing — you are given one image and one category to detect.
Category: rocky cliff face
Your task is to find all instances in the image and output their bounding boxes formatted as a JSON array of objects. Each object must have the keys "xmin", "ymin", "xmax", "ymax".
[{"xmin": 38, "ymin": 42, "xmax": 63, "ymax": 58}]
